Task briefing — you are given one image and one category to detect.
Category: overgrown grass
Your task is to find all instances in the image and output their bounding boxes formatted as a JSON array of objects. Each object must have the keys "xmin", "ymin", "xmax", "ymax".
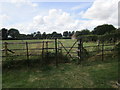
[{"xmin": 3, "ymin": 55, "xmax": 118, "ymax": 88}]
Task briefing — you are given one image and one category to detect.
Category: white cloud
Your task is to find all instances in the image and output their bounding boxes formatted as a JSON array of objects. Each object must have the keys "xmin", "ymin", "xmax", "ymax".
[
  {"xmin": 0, "ymin": 14, "xmax": 10, "ymax": 26},
  {"xmin": 2, "ymin": 0, "xmax": 119, "ymax": 34},
  {"xmin": 9, "ymin": 0, "xmax": 38, "ymax": 7},
  {"xmin": 71, "ymin": 3, "xmax": 92, "ymax": 11},
  {"xmin": 83, "ymin": 0, "xmax": 118, "ymax": 27},
  {"xmin": 71, "ymin": 5, "xmax": 83, "ymax": 11},
  {"xmin": 30, "ymin": 9, "xmax": 77, "ymax": 33},
  {"xmin": 7, "ymin": 9, "xmax": 82, "ymax": 34},
  {"xmin": 78, "ymin": 11, "xmax": 85, "ymax": 17},
  {"xmin": 0, "ymin": 14, "xmax": 9, "ymax": 22}
]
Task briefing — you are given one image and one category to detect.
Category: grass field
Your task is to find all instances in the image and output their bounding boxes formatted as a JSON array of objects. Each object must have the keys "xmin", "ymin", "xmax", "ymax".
[
  {"xmin": 2, "ymin": 39, "xmax": 119, "ymax": 88},
  {"xmin": 3, "ymin": 56, "xmax": 118, "ymax": 88}
]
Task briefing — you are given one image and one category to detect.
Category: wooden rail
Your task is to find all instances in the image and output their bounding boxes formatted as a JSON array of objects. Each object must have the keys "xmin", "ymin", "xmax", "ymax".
[{"xmin": 1, "ymin": 40, "xmax": 117, "ymax": 66}]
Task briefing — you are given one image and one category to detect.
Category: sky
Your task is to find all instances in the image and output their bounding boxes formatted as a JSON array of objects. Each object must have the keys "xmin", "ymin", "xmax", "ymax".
[{"xmin": 0, "ymin": 0, "xmax": 119, "ymax": 34}]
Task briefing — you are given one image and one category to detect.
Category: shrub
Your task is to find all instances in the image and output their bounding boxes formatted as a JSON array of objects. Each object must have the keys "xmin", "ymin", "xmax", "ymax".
[{"xmin": 114, "ymin": 42, "xmax": 120, "ymax": 55}]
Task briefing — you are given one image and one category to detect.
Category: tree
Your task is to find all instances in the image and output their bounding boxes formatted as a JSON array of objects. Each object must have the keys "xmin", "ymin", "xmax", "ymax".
[
  {"xmin": 18, "ymin": 34, "xmax": 27, "ymax": 40},
  {"xmin": 63, "ymin": 31, "xmax": 69, "ymax": 37},
  {"xmin": 92, "ymin": 24, "xmax": 116, "ymax": 35},
  {"xmin": 0, "ymin": 28, "xmax": 8, "ymax": 40},
  {"xmin": 46, "ymin": 34, "xmax": 52, "ymax": 39},
  {"xmin": 55, "ymin": 33, "xmax": 62, "ymax": 39},
  {"xmin": 80, "ymin": 29, "xmax": 91, "ymax": 35},
  {"xmin": 8, "ymin": 28, "xmax": 20, "ymax": 39},
  {"xmin": 50, "ymin": 32, "xmax": 62, "ymax": 39},
  {"xmin": 34, "ymin": 31, "xmax": 41, "ymax": 39},
  {"xmin": 75, "ymin": 29, "xmax": 91, "ymax": 39},
  {"xmin": 42, "ymin": 32, "xmax": 47, "ymax": 39},
  {"xmin": 100, "ymin": 28, "xmax": 120, "ymax": 43},
  {"xmin": 26, "ymin": 34, "xmax": 33, "ymax": 39},
  {"xmin": 52, "ymin": 32, "xmax": 57, "ymax": 38}
]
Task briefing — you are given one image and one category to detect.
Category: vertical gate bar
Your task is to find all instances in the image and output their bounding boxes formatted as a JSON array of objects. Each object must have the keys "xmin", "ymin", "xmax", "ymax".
[
  {"xmin": 55, "ymin": 38, "xmax": 58, "ymax": 67},
  {"xmin": 78, "ymin": 38, "xmax": 82, "ymax": 64},
  {"xmin": 26, "ymin": 42, "xmax": 29, "ymax": 66},
  {"xmin": 77, "ymin": 40, "xmax": 80, "ymax": 64}
]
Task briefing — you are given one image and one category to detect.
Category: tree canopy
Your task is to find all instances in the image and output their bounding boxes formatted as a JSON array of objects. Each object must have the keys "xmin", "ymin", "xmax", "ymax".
[
  {"xmin": 0, "ymin": 24, "xmax": 118, "ymax": 41},
  {"xmin": 1, "ymin": 28, "xmax": 8, "ymax": 40},
  {"xmin": 92, "ymin": 24, "xmax": 116, "ymax": 35},
  {"xmin": 8, "ymin": 28, "xmax": 20, "ymax": 39}
]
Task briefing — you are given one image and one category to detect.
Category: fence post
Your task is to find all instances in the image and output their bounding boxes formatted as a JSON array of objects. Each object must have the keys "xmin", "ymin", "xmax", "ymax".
[
  {"xmin": 42, "ymin": 41, "xmax": 44, "ymax": 60},
  {"xmin": 46, "ymin": 41, "xmax": 48, "ymax": 64},
  {"xmin": 59, "ymin": 41, "xmax": 63, "ymax": 60},
  {"xmin": 26, "ymin": 42, "xmax": 29, "ymax": 66},
  {"xmin": 5, "ymin": 42, "xmax": 8, "ymax": 60},
  {"xmin": 4, "ymin": 42, "xmax": 8, "ymax": 57},
  {"xmin": 46, "ymin": 41, "xmax": 48, "ymax": 53},
  {"xmin": 97, "ymin": 40, "xmax": 100, "ymax": 53},
  {"xmin": 102, "ymin": 41, "xmax": 104, "ymax": 61},
  {"xmin": 78, "ymin": 38, "xmax": 83, "ymax": 64},
  {"xmin": 55, "ymin": 38, "xmax": 58, "ymax": 67},
  {"xmin": 58, "ymin": 41, "xmax": 60, "ymax": 52}
]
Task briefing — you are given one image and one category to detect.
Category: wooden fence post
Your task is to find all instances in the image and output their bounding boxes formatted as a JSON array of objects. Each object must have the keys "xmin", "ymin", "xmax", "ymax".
[
  {"xmin": 42, "ymin": 41, "xmax": 44, "ymax": 60},
  {"xmin": 46, "ymin": 41, "xmax": 48, "ymax": 53},
  {"xmin": 97, "ymin": 40, "xmax": 100, "ymax": 53},
  {"xmin": 58, "ymin": 41, "xmax": 60, "ymax": 52},
  {"xmin": 55, "ymin": 38, "xmax": 58, "ymax": 67},
  {"xmin": 59, "ymin": 41, "xmax": 63, "ymax": 60},
  {"xmin": 102, "ymin": 41, "xmax": 104, "ymax": 61},
  {"xmin": 78, "ymin": 38, "xmax": 83, "ymax": 64},
  {"xmin": 46, "ymin": 41, "xmax": 48, "ymax": 64},
  {"xmin": 4, "ymin": 42, "xmax": 8, "ymax": 57},
  {"xmin": 26, "ymin": 42, "xmax": 29, "ymax": 66}
]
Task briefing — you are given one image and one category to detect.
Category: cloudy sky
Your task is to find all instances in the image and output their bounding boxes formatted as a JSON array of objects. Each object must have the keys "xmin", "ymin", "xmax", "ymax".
[{"xmin": 0, "ymin": 0, "xmax": 118, "ymax": 34}]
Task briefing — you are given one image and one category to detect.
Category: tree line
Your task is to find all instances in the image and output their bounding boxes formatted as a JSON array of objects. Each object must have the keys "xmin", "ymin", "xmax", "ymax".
[
  {"xmin": 0, "ymin": 24, "xmax": 120, "ymax": 42},
  {"xmin": 0, "ymin": 28, "xmax": 75, "ymax": 40},
  {"xmin": 75, "ymin": 24, "xmax": 120, "ymax": 43}
]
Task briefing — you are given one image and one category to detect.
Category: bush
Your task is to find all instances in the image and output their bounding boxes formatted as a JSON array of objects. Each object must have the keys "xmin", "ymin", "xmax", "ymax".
[{"xmin": 114, "ymin": 42, "xmax": 120, "ymax": 55}]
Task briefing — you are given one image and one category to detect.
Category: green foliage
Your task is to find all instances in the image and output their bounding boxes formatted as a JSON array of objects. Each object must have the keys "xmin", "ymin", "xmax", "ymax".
[
  {"xmin": 8, "ymin": 28, "xmax": 20, "ymax": 39},
  {"xmin": 0, "ymin": 28, "xmax": 8, "ymax": 40},
  {"xmin": 99, "ymin": 29, "xmax": 120, "ymax": 43},
  {"xmin": 77, "ymin": 35, "xmax": 98, "ymax": 42},
  {"xmin": 34, "ymin": 31, "xmax": 42, "ymax": 39},
  {"xmin": 63, "ymin": 31, "xmax": 69, "ymax": 37},
  {"xmin": 1, "ymin": 23, "xmax": 119, "ymax": 41},
  {"xmin": 75, "ymin": 29, "xmax": 91, "ymax": 37},
  {"xmin": 114, "ymin": 42, "xmax": 120, "ymax": 54},
  {"xmin": 92, "ymin": 24, "xmax": 116, "ymax": 35}
]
